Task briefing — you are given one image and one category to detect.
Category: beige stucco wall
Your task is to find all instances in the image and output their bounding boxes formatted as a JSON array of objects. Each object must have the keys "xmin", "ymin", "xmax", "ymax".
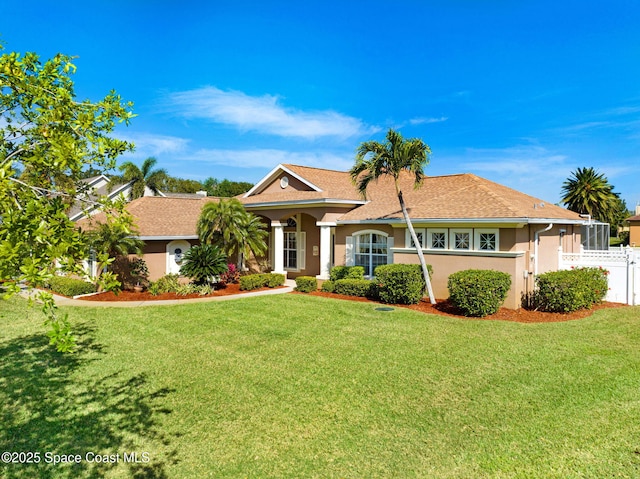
[
  {"xmin": 142, "ymin": 241, "xmax": 170, "ymax": 281},
  {"xmin": 330, "ymin": 223, "xmax": 581, "ymax": 310},
  {"xmin": 630, "ymin": 222, "xmax": 640, "ymax": 247}
]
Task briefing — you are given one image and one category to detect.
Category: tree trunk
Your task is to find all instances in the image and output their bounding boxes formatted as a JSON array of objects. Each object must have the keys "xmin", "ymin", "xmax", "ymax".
[{"xmin": 398, "ymin": 191, "xmax": 436, "ymax": 304}]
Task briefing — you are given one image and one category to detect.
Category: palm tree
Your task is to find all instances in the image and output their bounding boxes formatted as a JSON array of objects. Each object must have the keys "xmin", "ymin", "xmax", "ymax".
[
  {"xmin": 197, "ymin": 198, "xmax": 268, "ymax": 267},
  {"xmin": 561, "ymin": 167, "xmax": 619, "ymax": 224},
  {"xmin": 350, "ymin": 128, "xmax": 436, "ymax": 304},
  {"xmin": 118, "ymin": 157, "xmax": 167, "ymax": 199}
]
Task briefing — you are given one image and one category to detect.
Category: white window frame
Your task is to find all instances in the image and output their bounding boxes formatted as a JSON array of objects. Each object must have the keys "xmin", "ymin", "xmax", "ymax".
[
  {"xmin": 474, "ymin": 229, "xmax": 499, "ymax": 252},
  {"xmin": 283, "ymin": 214, "xmax": 306, "ymax": 272},
  {"xmin": 349, "ymin": 230, "xmax": 391, "ymax": 277},
  {"xmin": 450, "ymin": 228, "xmax": 473, "ymax": 251},
  {"xmin": 426, "ymin": 228, "xmax": 448, "ymax": 250},
  {"xmin": 405, "ymin": 228, "xmax": 426, "ymax": 249}
]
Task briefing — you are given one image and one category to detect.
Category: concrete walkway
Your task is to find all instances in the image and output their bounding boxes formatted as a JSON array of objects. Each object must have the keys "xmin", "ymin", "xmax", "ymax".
[{"xmin": 23, "ymin": 280, "xmax": 296, "ymax": 308}]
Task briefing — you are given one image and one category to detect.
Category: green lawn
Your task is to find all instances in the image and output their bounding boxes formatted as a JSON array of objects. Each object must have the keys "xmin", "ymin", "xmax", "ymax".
[{"xmin": 1, "ymin": 295, "xmax": 639, "ymax": 478}]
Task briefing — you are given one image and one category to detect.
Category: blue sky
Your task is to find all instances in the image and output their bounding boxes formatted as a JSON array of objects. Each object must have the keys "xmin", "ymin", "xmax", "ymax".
[{"xmin": 3, "ymin": 0, "xmax": 640, "ymax": 208}]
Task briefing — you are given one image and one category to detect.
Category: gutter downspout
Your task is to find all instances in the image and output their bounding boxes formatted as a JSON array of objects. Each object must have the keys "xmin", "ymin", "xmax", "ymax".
[{"xmin": 534, "ymin": 223, "xmax": 554, "ymax": 276}]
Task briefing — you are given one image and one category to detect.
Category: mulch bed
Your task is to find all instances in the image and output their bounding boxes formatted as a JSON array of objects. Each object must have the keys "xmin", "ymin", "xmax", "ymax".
[
  {"xmin": 299, "ymin": 291, "xmax": 629, "ymax": 323},
  {"xmin": 76, "ymin": 283, "xmax": 628, "ymax": 323},
  {"xmin": 77, "ymin": 283, "xmax": 284, "ymax": 302}
]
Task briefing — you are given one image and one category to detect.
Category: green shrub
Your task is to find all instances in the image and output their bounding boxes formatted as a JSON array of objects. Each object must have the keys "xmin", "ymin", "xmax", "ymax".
[
  {"xmin": 329, "ymin": 266, "xmax": 365, "ymax": 281},
  {"xmin": 374, "ymin": 264, "xmax": 429, "ymax": 305},
  {"xmin": 179, "ymin": 244, "xmax": 228, "ymax": 285},
  {"xmin": 266, "ymin": 273, "xmax": 285, "ymax": 288},
  {"xmin": 148, "ymin": 274, "xmax": 181, "ymax": 296},
  {"xmin": 321, "ymin": 280, "xmax": 335, "ymax": 293},
  {"xmin": 448, "ymin": 269, "xmax": 511, "ymax": 317},
  {"xmin": 333, "ymin": 279, "xmax": 375, "ymax": 297},
  {"xmin": 295, "ymin": 276, "xmax": 317, "ymax": 293},
  {"xmin": 175, "ymin": 284, "xmax": 197, "ymax": 296},
  {"xmin": 239, "ymin": 273, "xmax": 286, "ymax": 291},
  {"xmin": 47, "ymin": 276, "xmax": 97, "ymax": 297},
  {"xmin": 529, "ymin": 267, "xmax": 608, "ymax": 313}
]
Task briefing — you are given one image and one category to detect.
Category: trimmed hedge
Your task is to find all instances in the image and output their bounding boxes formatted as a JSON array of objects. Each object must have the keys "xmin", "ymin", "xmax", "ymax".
[
  {"xmin": 333, "ymin": 279, "xmax": 375, "ymax": 297},
  {"xmin": 295, "ymin": 276, "xmax": 317, "ymax": 293},
  {"xmin": 320, "ymin": 280, "xmax": 335, "ymax": 293},
  {"xmin": 239, "ymin": 273, "xmax": 286, "ymax": 291},
  {"xmin": 374, "ymin": 264, "xmax": 429, "ymax": 305},
  {"xmin": 448, "ymin": 269, "xmax": 511, "ymax": 317},
  {"xmin": 529, "ymin": 267, "xmax": 608, "ymax": 312},
  {"xmin": 329, "ymin": 266, "xmax": 365, "ymax": 281},
  {"xmin": 47, "ymin": 276, "xmax": 97, "ymax": 297}
]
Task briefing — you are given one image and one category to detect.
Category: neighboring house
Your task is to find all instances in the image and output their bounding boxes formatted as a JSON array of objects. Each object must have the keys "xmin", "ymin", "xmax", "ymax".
[
  {"xmin": 627, "ymin": 205, "xmax": 640, "ymax": 247},
  {"xmin": 239, "ymin": 164, "xmax": 584, "ymax": 309},
  {"xmin": 68, "ymin": 175, "xmax": 134, "ymax": 221},
  {"xmin": 75, "ymin": 164, "xmax": 586, "ymax": 309}
]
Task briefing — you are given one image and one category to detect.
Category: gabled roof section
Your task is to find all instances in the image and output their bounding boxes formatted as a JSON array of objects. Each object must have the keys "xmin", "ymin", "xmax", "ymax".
[
  {"xmin": 240, "ymin": 163, "xmax": 364, "ymax": 206},
  {"xmin": 76, "ymin": 196, "xmax": 220, "ymax": 238},
  {"xmin": 243, "ymin": 164, "xmax": 322, "ymax": 197}
]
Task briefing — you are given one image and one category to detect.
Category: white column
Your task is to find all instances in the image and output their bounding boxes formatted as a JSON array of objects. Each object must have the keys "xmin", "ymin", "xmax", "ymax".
[
  {"xmin": 271, "ymin": 221, "xmax": 285, "ymax": 275},
  {"xmin": 316, "ymin": 222, "xmax": 335, "ymax": 279}
]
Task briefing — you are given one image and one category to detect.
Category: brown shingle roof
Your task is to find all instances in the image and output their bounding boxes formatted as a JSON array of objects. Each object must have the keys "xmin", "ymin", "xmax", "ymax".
[
  {"xmin": 76, "ymin": 196, "xmax": 219, "ymax": 237},
  {"xmin": 338, "ymin": 172, "xmax": 582, "ymax": 221}
]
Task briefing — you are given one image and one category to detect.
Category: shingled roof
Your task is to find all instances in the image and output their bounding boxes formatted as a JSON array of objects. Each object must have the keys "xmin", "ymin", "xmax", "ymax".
[
  {"xmin": 338, "ymin": 172, "xmax": 583, "ymax": 222},
  {"xmin": 241, "ymin": 164, "xmax": 582, "ymax": 223},
  {"xmin": 76, "ymin": 196, "xmax": 219, "ymax": 238}
]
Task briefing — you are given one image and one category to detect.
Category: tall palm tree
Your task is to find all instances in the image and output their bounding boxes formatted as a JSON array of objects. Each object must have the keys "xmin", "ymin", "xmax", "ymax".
[
  {"xmin": 118, "ymin": 157, "xmax": 167, "ymax": 199},
  {"xmin": 350, "ymin": 128, "xmax": 436, "ymax": 304},
  {"xmin": 197, "ymin": 198, "xmax": 268, "ymax": 267},
  {"xmin": 561, "ymin": 167, "xmax": 619, "ymax": 224}
]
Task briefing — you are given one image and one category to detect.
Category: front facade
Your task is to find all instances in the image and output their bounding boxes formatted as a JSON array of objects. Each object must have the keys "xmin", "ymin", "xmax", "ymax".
[
  {"xmin": 240, "ymin": 164, "xmax": 585, "ymax": 309},
  {"xmin": 76, "ymin": 164, "xmax": 585, "ymax": 309},
  {"xmin": 627, "ymin": 205, "xmax": 640, "ymax": 247}
]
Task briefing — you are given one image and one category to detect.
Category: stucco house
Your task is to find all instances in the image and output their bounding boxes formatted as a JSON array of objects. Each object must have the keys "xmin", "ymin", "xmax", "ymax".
[
  {"xmin": 627, "ymin": 205, "xmax": 640, "ymax": 247},
  {"xmin": 238, "ymin": 164, "xmax": 584, "ymax": 309},
  {"xmin": 76, "ymin": 163, "xmax": 586, "ymax": 309}
]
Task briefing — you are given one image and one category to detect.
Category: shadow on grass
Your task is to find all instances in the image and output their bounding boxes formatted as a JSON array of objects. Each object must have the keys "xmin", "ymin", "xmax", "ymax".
[{"xmin": 0, "ymin": 323, "xmax": 178, "ymax": 478}]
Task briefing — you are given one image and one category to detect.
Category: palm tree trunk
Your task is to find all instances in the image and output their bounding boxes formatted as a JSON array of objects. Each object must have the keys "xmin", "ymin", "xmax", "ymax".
[{"xmin": 398, "ymin": 191, "xmax": 436, "ymax": 304}]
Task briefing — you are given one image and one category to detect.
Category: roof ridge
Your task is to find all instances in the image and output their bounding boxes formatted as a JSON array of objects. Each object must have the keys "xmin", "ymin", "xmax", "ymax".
[{"xmin": 468, "ymin": 174, "xmax": 523, "ymax": 216}]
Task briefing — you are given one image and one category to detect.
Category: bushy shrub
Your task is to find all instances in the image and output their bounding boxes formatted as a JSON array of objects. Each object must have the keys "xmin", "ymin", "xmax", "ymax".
[
  {"xmin": 374, "ymin": 264, "xmax": 429, "ymax": 305},
  {"xmin": 448, "ymin": 269, "xmax": 511, "ymax": 317},
  {"xmin": 239, "ymin": 273, "xmax": 286, "ymax": 291},
  {"xmin": 129, "ymin": 257, "xmax": 150, "ymax": 287},
  {"xmin": 218, "ymin": 263, "xmax": 240, "ymax": 286},
  {"xmin": 148, "ymin": 274, "xmax": 181, "ymax": 296},
  {"xmin": 295, "ymin": 276, "xmax": 317, "ymax": 293},
  {"xmin": 47, "ymin": 276, "xmax": 97, "ymax": 297},
  {"xmin": 329, "ymin": 266, "xmax": 365, "ymax": 281},
  {"xmin": 333, "ymin": 279, "xmax": 375, "ymax": 297},
  {"xmin": 321, "ymin": 280, "xmax": 335, "ymax": 293},
  {"xmin": 179, "ymin": 244, "xmax": 228, "ymax": 285},
  {"xmin": 528, "ymin": 267, "xmax": 608, "ymax": 312}
]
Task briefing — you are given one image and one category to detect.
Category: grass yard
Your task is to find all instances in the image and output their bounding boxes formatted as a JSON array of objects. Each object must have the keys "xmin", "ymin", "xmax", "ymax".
[{"xmin": 1, "ymin": 294, "xmax": 639, "ymax": 478}]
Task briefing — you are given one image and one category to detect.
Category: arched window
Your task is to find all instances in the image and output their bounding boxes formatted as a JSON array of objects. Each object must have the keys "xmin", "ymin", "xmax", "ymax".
[{"xmin": 353, "ymin": 231, "xmax": 388, "ymax": 276}]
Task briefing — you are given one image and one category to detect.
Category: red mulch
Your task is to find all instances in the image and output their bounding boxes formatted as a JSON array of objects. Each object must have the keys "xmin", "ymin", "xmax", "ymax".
[
  {"xmin": 78, "ymin": 283, "xmax": 629, "ymax": 323},
  {"xmin": 298, "ymin": 291, "xmax": 629, "ymax": 323},
  {"xmin": 77, "ymin": 283, "xmax": 283, "ymax": 302}
]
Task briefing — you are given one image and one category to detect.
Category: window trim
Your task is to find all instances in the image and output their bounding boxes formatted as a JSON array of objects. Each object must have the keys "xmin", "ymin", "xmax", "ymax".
[
  {"xmin": 405, "ymin": 228, "xmax": 426, "ymax": 249},
  {"xmin": 351, "ymin": 229, "xmax": 390, "ymax": 277},
  {"xmin": 474, "ymin": 229, "xmax": 499, "ymax": 252},
  {"xmin": 426, "ymin": 228, "xmax": 448, "ymax": 250},
  {"xmin": 450, "ymin": 228, "xmax": 473, "ymax": 251}
]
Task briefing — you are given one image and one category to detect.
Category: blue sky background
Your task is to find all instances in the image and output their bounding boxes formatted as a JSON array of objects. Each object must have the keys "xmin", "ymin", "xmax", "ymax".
[{"xmin": 3, "ymin": 0, "xmax": 639, "ymax": 208}]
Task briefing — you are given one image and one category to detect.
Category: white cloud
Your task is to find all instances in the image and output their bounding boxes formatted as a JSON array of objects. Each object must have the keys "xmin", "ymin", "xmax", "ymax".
[
  {"xmin": 167, "ymin": 86, "xmax": 376, "ymax": 139},
  {"xmin": 177, "ymin": 148, "xmax": 355, "ymax": 171},
  {"xmin": 409, "ymin": 116, "xmax": 448, "ymax": 125},
  {"xmin": 119, "ymin": 133, "xmax": 190, "ymax": 159}
]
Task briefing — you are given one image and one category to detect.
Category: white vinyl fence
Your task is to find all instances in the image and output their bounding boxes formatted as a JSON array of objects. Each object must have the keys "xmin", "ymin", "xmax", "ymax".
[{"xmin": 558, "ymin": 246, "xmax": 639, "ymax": 305}]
